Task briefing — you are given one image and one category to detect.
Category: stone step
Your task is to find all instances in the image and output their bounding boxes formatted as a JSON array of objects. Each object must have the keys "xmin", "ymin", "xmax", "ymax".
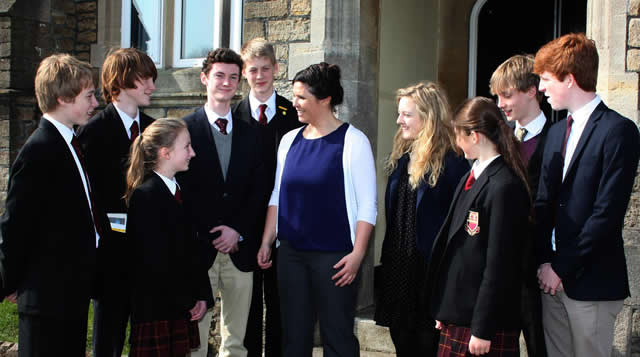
[{"xmin": 313, "ymin": 347, "xmax": 395, "ymax": 356}]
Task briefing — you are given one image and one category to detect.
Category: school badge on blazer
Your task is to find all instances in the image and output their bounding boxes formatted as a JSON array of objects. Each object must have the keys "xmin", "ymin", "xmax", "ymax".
[
  {"xmin": 278, "ymin": 105, "xmax": 288, "ymax": 116},
  {"xmin": 465, "ymin": 210, "xmax": 480, "ymax": 236}
]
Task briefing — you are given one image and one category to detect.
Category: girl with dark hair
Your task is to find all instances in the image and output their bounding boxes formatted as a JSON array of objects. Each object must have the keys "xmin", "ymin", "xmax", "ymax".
[
  {"xmin": 374, "ymin": 81, "xmax": 469, "ymax": 356},
  {"xmin": 257, "ymin": 62, "xmax": 377, "ymax": 357},
  {"xmin": 427, "ymin": 97, "xmax": 530, "ymax": 356},
  {"xmin": 125, "ymin": 118, "xmax": 213, "ymax": 357}
]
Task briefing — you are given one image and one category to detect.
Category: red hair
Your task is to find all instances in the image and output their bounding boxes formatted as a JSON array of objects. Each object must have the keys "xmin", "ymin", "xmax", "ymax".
[{"xmin": 533, "ymin": 33, "xmax": 598, "ymax": 92}]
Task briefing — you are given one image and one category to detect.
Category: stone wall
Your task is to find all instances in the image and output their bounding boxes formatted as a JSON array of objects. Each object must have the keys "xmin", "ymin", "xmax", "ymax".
[
  {"xmin": 0, "ymin": 0, "xmax": 98, "ymax": 211},
  {"xmin": 628, "ymin": 0, "xmax": 640, "ymax": 72}
]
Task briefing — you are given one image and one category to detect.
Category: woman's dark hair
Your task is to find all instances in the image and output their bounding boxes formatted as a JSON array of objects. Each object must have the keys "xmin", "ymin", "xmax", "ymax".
[
  {"xmin": 453, "ymin": 97, "xmax": 530, "ymax": 196},
  {"xmin": 292, "ymin": 62, "xmax": 344, "ymax": 109}
]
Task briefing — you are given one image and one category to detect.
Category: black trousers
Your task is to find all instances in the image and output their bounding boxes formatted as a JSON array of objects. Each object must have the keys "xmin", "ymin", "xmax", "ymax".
[
  {"xmin": 389, "ymin": 326, "xmax": 439, "ymax": 357},
  {"xmin": 521, "ymin": 277, "xmax": 548, "ymax": 357},
  {"xmin": 92, "ymin": 296, "xmax": 130, "ymax": 357},
  {"xmin": 278, "ymin": 240, "xmax": 359, "ymax": 357},
  {"xmin": 245, "ymin": 245, "xmax": 282, "ymax": 357},
  {"xmin": 18, "ymin": 300, "xmax": 89, "ymax": 357}
]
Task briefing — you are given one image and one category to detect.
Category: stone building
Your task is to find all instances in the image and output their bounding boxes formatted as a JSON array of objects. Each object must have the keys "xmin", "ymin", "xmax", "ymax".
[{"xmin": 0, "ymin": 0, "xmax": 639, "ymax": 355}]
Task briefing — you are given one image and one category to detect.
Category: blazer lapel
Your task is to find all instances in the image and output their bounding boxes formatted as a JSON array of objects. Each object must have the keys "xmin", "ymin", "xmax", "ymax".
[
  {"xmin": 386, "ymin": 155, "xmax": 408, "ymax": 214},
  {"xmin": 564, "ymin": 103, "xmax": 604, "ymax": 180},
  {"xmin": 447, "ymin": 158, "xmax": 502, "ymax": 243}
]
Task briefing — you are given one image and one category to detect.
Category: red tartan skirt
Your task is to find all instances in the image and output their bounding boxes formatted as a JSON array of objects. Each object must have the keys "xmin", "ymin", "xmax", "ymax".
[
  {"xmin": 129, "ymin": 319, "xmax": 200, "ymax": 357},
  {"xmin": 437, "ymin": 324, "xmax": 519, "ymax": 357}
]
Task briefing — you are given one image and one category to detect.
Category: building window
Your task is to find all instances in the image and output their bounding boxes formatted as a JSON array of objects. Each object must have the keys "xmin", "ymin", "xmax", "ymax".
[
  {"xmin": 121, "ymin": 0, "xmax": 163, "ymax": 65},
  {"xmin": 121, "ymin": 0, "xmax": 243, "ymax": 68}
]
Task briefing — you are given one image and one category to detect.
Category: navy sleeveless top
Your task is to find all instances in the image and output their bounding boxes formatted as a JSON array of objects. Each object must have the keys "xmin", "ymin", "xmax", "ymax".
[{"xmin": 278, "ymin": 123, "xmax": 352, "ymax": 251}]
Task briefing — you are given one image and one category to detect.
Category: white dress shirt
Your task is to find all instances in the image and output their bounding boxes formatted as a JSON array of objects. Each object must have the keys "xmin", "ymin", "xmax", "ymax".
[
  {"xmin": 515, "ymin": 111, "xmax": 547, "ymax": 142},
  {"xmin": 471, "ymin": 154, "xmax": 501, "ymax": 179},
  {"xmin": 113, "ymin": 103, "xmax": 140, "ymax": 140},
  {"xmin": 249, "ymin": 91, "xmax": 277, "ymax": 124},
  {"xmin": 204, "ymin": 104, "xmax": 233, "ymax": 134}
]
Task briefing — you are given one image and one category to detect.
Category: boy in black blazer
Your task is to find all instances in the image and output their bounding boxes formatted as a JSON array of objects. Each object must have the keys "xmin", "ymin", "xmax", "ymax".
[
  {"xmin": 180, "ymin": 48, "xmax": 268, "ymax": 357},
  {"xmin": 534, "ymin": 33, "xmax": 640, "ymax": 357},
  {"xmin": 236, "ymin": 38, "xmax": 302, "ymax": 357},
  {"xmin": 0, "ymin": 54, "xmax": 109, "ymax": 356},
  {"xmin": 489, "ymin": 54, "xmax": 549, "ymax": 357},
  {"xmin": 77, "ymin": 47, "xmax": 157, "ymax": 357}
]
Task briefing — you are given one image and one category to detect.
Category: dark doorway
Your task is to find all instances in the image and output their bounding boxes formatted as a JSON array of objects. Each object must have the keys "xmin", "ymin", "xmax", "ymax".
[{"xmin": 475, "ymin": 0, "xmax": 587, "ymax": 122}]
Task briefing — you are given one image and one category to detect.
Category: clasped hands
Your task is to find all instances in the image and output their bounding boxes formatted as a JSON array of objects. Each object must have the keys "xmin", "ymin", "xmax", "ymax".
[
  {"xmin": 537, "ymin": 262, "xmax": 563, "ymax": 295},
  {"xmin": 210, "ymin": 225, "xmax": 239, "ymax": 254}
]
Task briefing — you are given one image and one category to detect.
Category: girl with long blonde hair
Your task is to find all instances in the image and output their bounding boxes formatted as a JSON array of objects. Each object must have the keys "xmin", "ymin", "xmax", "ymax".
[{"xmin": 375, "ymin": 81, "xmax": 469, "ymax": 357}]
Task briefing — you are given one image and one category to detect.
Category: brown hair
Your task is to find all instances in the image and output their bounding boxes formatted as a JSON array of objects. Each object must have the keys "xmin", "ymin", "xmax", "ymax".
[
  {"xmin": 385, "ymin": 81, "xmax": 458, "ymax": 189},
  {"xmin": 453, "ymin": 97, "xmax": 530, "ymax": 195},
  {"xmin": 125, "ymin": 118, "xmax": 187, "ymax": 204},
  {"xmin": 201, "ymin": 48, "xmax": 243, "ymax": 76},
  {"xmin": 533, "ymin": 33, "xmax": 598, "ymax": 92},
  {"xmin": 35, "ymin": 54, "xmax": 96, "ymax": 113},
  {"xmin": 490, "ymin": 54, "xmax": 543, "ymax": 103},
  {"xmin": 101, "ymin": 48, "xmax": 158, "ymax": 103},
  {"xmin": 240, "ymin": 38, "xmax": 277, "ymax": 66}
]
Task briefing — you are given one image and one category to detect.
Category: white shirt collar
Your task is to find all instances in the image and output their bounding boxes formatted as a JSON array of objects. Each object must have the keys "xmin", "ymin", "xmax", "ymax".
[
  {"xmin": 515, "ymin": 111, "xmax": 547, "ymax": 142},
  {"xmin": 43, "ymin": 114, "xmax": 75, "ymax": 144},
  {"xmin": 249, "ymin": 91, "xmax": 277, "ymax": 123},
  {"xmin": 113, "ymin": 102, "xmax": 140, "ymax": 139},
  {"xmin": 153, "ymin": 171, "xmax": 179, "ymax": 195},
  {"xmin": 204, "ymin": 104, "xmax": 233, "ymax": 134},
  {"xmin": 471, "ymin": 154, "xmax": 501, "ymax": 179},
  {"xmin": 569, "ymin": 95, "xmax": 601, "ymax": 127}
]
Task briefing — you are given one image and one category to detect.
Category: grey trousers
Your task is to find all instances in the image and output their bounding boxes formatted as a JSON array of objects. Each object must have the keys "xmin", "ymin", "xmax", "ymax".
[{"xmin": 541, "ymin": 291, "xmax": 623, "ymax": 357}]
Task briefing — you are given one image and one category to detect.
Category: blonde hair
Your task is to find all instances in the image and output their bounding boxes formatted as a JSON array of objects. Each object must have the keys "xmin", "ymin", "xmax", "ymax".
[
  {"xmin": 240, "ymin": 38, "xmax": 276, "ymax": 66},
  {"xmin": 489, "ymin": 54, "xmax": 543, "ymax": 103},
  {"xmin": 125, "ymin": 118, "xmax": 187, "ymax": 204},
  {"xmin": 35, "ymin": 54, "xmax": 95, "ymax": 113},
  {"xmin": 385, "ymin": 81, "xmax": 457, "ymax": 189}
]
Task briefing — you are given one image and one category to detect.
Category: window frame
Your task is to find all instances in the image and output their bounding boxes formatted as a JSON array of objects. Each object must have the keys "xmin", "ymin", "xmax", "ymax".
[{"xmin": 121, "ymin": 0, "xmax": 164, "ymax": 67}]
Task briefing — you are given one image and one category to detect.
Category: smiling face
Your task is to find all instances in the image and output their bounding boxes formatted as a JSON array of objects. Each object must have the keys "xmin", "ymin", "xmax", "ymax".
[
  {"xmin": 495, "ymin": 86, "xmax": 537, "ymax": 125},
  {"xmin": 201, "ymin": 62, "xmax": 241, "ymax": 105},
  {"xmin": 538, "ymin": 71, "xmax": 570, "ymax": 111},
  {"xmin": 396, "ymin": 96, "xmax": 424, "ymax": 140},
  {"xmin": 119, "ymin": 76, "xmax": 156, "ymax": 107},
  {"xmin": 57, "ymin": 85, "xmax": 99, "ymax": 128},
  {"xmin": 292, "ymin": 81, "xmax": 329, "ymax": 124},
  {"xmin": 167, "ymin": 128, "xmax": 195, "ymax": 174},
  {"xmin": 243, "ymin": 56, "xmax": 277, "ymax": 100}
]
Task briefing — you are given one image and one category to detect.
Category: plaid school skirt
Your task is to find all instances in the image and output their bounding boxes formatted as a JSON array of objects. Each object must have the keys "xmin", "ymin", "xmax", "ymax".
[
  {"xmin": 129, "ymin": 319, "xmax": 200, "ymax": 357},
  {"xmin": 437, "ymin": 324, "xmax": 519, "ymax": 357}
]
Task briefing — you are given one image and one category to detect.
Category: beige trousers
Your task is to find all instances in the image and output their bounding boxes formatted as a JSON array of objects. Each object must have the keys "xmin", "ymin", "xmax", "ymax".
[
  {"xmin": 190, "ymin": 253, "xmax": 253, "ymax": 357},
  {"xmin": 541, "ymin": 290, "xmax": 623, "ymax": 357}
]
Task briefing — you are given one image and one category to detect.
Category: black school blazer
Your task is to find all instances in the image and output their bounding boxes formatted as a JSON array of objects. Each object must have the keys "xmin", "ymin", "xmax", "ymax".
[
  {"xmin": 127, "ymin": 174, "xmax": 214, "ymax": 322},
  {"xmin": 0, "ymin": 118, "xmax": 109, "ymax": 316},
  {"xmin": 178, "ymin": 108, "xmax": 268, "ymax": 272},
  {"xmin": 427, "ymin": 157, "xmax": 530, "ymax": 340}
]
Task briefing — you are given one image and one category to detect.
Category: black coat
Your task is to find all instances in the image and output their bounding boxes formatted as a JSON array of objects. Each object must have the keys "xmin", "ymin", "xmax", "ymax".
[
  {"xmin": 427, "ymin": 157, "xmax": 530, "ymax": 340},
  {"xmin": 382, "ymin": 151, "xmax": 469, "ymax": 262},
  {"xmin": 127, "ymin": 174, "xmax": 213, "ymax": 322},
  {"xmin": 534, "ymin": 102, "xmax": 640, "ymax": 301},
  {"xmin": 0, "ymin": 118, "xmax": 109, "ymax": 317},
  {"xmin": 178, "ymin": 108, "xmax": 268, "ymax": 272},
  {"xmin": 77, "ymin": 104, "xmax": 155, "ymax": 292}
]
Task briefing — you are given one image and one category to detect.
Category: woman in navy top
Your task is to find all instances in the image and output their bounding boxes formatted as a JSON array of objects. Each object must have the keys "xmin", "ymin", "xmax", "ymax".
[
  {"xmin": 257, "ymin": 63, "xmax": 377, "ymax": 357},
  {"xmin": 374, "ymin": 82, "xmax": 469, "ymax": 357}
]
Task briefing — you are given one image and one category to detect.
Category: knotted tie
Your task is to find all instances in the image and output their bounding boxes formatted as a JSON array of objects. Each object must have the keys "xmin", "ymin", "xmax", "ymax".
[
  {"xmin": 71, "ymin": 135, "xmax": 103, "ymax": 237},
  {"xmin": 130, "ymin": 120, "xmax": 140, "ymax": 142},
  {"xmin": 464, "ymin": 170, "xmax": 475, "ymax": 191},
  {"xmin": 258, "ymin": 104, "xmax": 268, "ymax": 126},
  {"xmin": 562, "ymin": 115, "xmax": 574, "ymax": 158},
  {"xmin": 516, "ymin": 127, "xmax": 528, "ymax": 142},
  {"xmin": 175, "ymin": 187, "xmax": 183, "ymax": 204},
  {"xmin": 215, "ymin": 118, "xmax": 228, "ymax": 135}
]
